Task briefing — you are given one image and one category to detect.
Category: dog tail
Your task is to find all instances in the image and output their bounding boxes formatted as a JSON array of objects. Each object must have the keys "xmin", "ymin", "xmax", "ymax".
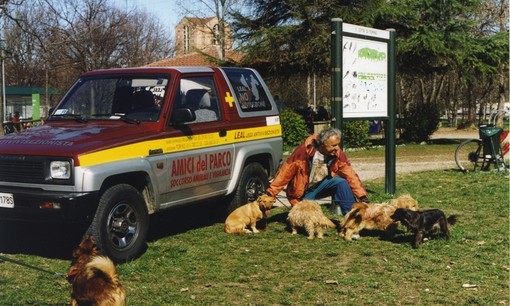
[
  {"xmin": 447, "ymin": 215, "xmax": 457, "ymax": 226},
  {"xmin": 322, "ymin": 216, "xmax": 336, "ymax": 228},
  {"xmin": 85, "ymin": 256, "xmax": 121, "ymax": 284},
  {"xmin": 340, "ymin": 203, "xmax": 364, "ymax": 228}
]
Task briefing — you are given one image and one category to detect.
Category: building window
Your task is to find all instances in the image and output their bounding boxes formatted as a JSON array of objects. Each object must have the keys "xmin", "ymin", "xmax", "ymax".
[
  {"xmin": 212, "ymin": 24, "xmax": 219, "ymax": 45},
  {"xmin": 184, "ymin": 25, "xmax": 190, "ymax": 54}
]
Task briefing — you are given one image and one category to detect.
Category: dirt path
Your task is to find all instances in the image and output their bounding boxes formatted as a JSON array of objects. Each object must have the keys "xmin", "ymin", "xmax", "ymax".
[{"xmin": 353, "ymin": 127, "xmax": 479, "ymax": 181}]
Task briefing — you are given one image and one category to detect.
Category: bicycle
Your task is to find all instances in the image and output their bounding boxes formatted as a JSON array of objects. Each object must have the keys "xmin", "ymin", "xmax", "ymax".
[
  {"xmin": 455, "ymin": 123, "xmax": 509, "ymax": 172},
  {"xmin": 2, "ymin": 122, "xmax": 15, "ymax": 135}
]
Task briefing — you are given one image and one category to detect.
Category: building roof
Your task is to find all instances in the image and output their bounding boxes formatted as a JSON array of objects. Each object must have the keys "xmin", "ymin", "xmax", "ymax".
[
  {"xmin": 176, "ymin": 16, "xmax": 215, "ymax": 27},
  {"xmin": 6, "ymin": 86, "xmax": 59, "ymax": 95},
  {"xmin": 146, "ymin": 46, "xmax": 243, "ymax": 67}
]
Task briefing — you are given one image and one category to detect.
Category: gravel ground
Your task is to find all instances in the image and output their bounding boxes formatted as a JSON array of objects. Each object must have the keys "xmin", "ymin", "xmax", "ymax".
[{"xmin": 353, "ymin": 127, "xmax": 479, "ymax": 181}]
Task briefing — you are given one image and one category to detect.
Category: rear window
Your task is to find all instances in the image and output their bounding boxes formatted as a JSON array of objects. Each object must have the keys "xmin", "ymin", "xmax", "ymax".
[{"xmin": 223, "ymin": 68, "xmax": 272, "ymax": 112}]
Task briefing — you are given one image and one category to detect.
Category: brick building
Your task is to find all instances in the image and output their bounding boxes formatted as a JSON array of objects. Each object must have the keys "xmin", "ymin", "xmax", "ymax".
[{"xmin": 148, "ymin": 16, "xmax": 241, "ymax": 67}]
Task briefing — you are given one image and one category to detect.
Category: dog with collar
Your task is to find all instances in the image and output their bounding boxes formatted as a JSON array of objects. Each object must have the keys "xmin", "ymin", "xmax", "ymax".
[{"xmin": 224, "ymin": 194, "xmax": 275, "ymax": 234}]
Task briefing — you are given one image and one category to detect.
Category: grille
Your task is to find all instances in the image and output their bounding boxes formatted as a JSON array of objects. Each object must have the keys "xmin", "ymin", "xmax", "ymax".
[{"xmin": 0, "ymin": 155, "xmax": 73, "ymax": 185}]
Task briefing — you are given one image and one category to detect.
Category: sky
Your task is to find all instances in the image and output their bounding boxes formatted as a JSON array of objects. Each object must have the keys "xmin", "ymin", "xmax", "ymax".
[{"xmin": 111, "ymin": 0, "xmax": 183, "ymax": 33}]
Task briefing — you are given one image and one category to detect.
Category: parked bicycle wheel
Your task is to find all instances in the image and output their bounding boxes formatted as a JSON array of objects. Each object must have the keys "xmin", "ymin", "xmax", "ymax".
[{"xmin": 455, "ymin": 139, "xmax": 485, "ymax": 172}]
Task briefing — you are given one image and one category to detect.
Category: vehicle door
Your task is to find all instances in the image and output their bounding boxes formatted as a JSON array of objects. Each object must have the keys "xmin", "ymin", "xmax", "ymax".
[{"xmin": 158, "ymin": 74, "xmax": 234, "ymax": 207}]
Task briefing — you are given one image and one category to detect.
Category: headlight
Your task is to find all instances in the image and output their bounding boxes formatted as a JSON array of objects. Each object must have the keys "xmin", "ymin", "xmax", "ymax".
[{"xmin": 50, "ymin": 161, "xmax": 71, "ymax": 179}]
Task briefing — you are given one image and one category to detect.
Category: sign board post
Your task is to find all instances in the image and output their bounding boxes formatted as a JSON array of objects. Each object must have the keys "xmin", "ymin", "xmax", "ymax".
[
  {"xmin": 32, "ymin": 93, "xmax": 40, "ymax": 121},
  {"xmin": 331, "ymin": 18, "xmax": 396, "ymax": 194}
]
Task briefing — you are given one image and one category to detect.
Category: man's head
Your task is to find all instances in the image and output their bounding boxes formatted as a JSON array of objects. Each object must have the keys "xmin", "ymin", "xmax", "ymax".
[{"xmin": 316, "ymin": 127, "xmax": 341, "ymax": 156}]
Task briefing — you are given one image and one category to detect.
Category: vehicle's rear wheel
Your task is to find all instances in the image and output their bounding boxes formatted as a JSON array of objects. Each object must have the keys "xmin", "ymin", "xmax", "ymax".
[
  {"xmin": 227, "ymin": 162, "xmax": 268, "ymax": 214},
  {"xmin": 90, "ymin": 184, "xmax": 149, "ymax": 262}
]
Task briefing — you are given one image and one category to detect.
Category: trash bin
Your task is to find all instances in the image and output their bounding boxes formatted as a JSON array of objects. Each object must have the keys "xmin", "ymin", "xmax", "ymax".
[{"xmin": 479, "ymin": 124, "xmax": 503, "ymax": 159}]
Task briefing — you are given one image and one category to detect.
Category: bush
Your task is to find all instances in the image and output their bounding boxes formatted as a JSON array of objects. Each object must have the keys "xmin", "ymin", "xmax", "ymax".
[
  {"xmin": 280, "ymin": 108, "xmax": 308, "ymax": 151},
  {"xmin": 342, "ymin": 120, "xmax": 370, "ymax": 148},
  {"xmin": 400, "ymin": 103, "xmax": 441, "ymax": 143}
]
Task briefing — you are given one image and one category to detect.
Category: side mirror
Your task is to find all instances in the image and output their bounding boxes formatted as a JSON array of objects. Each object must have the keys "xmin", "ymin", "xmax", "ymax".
[{"xmin": 170, "ymin": 108, "xmax": 196, "ymax": 125}]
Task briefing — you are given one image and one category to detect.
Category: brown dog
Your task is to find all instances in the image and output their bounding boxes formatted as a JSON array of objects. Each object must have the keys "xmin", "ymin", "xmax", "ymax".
[
  {"xmin": 287, "ymin": 200, "xmax": 336, "ymax": 239},
  {"xmin": 67, "ymin": 235, "xmax": 126, "ymax": 306},
  {"xmin": 224, "ymin": 194, "xmax": 276, "ymax": 234},
  {"xmin": 340, "ymin": 194, "xmax": 419, "ymax": 241}
]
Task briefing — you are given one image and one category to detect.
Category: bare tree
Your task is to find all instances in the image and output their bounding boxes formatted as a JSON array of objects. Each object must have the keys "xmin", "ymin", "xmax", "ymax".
[{"xmin": 1, "ymin": 0, "xmax": 175, "ymax": 115}]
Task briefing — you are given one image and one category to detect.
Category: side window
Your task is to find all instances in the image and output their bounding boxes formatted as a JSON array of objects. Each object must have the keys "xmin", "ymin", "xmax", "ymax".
[
  {"xmin": 174, "ymin": 76, "xmax": 220, "ymax": 123},
  {"xmin": 223, "ymin": 68, "xmax": 272, "ymax": 112}
]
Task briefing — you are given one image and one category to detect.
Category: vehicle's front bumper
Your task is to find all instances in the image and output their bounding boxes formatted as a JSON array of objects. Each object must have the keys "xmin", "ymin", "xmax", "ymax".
[{"xmin": 0, "ymin": 186, "xmax": 99, "ymax": 223}]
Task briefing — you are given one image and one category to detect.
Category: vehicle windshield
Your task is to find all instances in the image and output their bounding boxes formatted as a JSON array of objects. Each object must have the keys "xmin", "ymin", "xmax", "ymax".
[{"xmin": 50, "ymin": 74, "xmax": 169, "ymax": 122}]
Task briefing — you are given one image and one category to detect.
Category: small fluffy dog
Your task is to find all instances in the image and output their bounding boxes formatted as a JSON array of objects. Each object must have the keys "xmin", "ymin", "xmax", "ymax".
[
  {"xmin": 287, "ymin": 200, "xmax": 336, "ymax": 239},
  {"xmin": 340, "ymin": 194, "xmax": 419, "ymax": 241},
  {"xmin": 67, "ymin": 235, "xmax": 126, "ymax": 306},
  {"xmin": 391, "ymin": 208, "xmax": 457, "ymax": 248},
  {"xmin": 224, "ymin": 194, "xmax": 276, "ymax": 234}
]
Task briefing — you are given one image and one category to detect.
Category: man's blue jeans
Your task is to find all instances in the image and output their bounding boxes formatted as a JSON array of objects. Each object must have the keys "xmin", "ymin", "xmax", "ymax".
[{"xmin": 303, "ymin": 176, "xmax": 356, "ymax": 215}]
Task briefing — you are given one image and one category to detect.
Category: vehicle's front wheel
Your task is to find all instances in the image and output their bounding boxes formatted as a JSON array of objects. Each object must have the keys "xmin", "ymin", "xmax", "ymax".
[
  {"xmin": 90, "ymin": 184, "xmax": 149, "ymax": 262},
  {"xmin": 227, "ymin": 162, "xmax": 269, "ymax": 214}
]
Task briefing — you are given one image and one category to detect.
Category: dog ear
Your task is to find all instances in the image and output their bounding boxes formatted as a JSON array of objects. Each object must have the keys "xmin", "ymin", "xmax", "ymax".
[{"xmin": 391, "ymin": 208, "xmax": 403, "ymax": 221}]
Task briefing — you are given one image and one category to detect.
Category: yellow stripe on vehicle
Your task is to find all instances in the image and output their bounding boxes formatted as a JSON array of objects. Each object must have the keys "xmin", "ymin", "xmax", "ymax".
[{"xmin": 78, "ymin": 124, "xmax": 282, "ymax": 167}]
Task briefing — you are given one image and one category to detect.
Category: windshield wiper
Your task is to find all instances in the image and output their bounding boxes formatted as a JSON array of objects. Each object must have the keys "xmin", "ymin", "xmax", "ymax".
[
  {"xmin": 90, "ymin": 113, "xmax": 141, "ymax": 125},
  {"xmin": 51, "ymin": 114, "xmax": 88, "ymax": 123},
  {"xmin": 112, "ymin": 113, "xmax": 140, "ymax": 125},
  {"xmin": 91, "ymin": 113, "xmax": 113, "ymax": 118}
]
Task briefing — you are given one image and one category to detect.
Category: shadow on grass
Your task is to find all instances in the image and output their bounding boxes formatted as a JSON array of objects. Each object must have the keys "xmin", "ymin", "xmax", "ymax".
[
  {"xmin": 147, "ymin": 199, "xmax": 227, "ymax": 242},
  {"xmin": 428, "ymin": 138, "xmax": 472, "ymax": 145},
  {"xmin": 0, "ymin": 221, "xmax": 88, "ymax": 260},
  {"xmin": 0, "ymin": 200, "xmax": 228, "ymax": 260},
  {"xmin": 354, "ymin": 229, "xmax": 416, "ymax": 246}
]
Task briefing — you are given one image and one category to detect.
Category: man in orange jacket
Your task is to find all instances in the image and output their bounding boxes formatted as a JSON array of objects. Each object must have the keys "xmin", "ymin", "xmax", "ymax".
[{"xmin": 266, "ymin": 127, "xmax": 368, "ymax": 215}]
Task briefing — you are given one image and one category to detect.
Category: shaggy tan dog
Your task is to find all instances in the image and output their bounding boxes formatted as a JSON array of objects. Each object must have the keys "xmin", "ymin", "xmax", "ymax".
[
  {"xmin": 287, "ymin": 200, "xmax": 336, "ymax": 239},
  {"xmin": 224, "ymin": 194, "xmax": 276, "ymax": 234},
  {"xmin": 67, "ymin": 235, "xmax": 126, "ymax": 306},
  {"xmin": 340, "ymin": 194, "xmax": 419, "ymax": 241}
]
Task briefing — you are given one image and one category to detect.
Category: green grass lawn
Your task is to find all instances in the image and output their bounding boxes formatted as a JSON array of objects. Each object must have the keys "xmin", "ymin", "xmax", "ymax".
[{"xmin": 0, "ymin": 145, "xmax": 508, "ymax": 305}]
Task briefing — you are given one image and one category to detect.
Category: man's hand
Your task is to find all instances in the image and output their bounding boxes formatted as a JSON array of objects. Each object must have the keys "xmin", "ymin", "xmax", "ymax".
[{"xmin": 359, "ymin": 196, "xmax": 369, "ymax": 203}]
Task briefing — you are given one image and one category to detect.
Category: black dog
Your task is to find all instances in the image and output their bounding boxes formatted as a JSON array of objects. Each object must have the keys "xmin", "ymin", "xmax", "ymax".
[{"xmin": 391, "ymin": 208, "xmax": 457, "ymax": 248}]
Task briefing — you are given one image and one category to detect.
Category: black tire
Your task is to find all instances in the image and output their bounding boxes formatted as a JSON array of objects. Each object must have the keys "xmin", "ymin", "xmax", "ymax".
[
  {"xmin": 89, "ymin": 184, "xmax": 149, "ymax": 262},
  {"xmin": 455, "ymin": 139, "xmax": 484, "ymax": 172},
  {"xmin": 227, "ymin": 162, "xmax": 269, "ymax": 214}
]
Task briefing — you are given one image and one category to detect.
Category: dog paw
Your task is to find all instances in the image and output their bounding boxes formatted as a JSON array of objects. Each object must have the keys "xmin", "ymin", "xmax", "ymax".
[{"xmin": 351, "ymin": 234, "xmax": 361, "ymax": 240}]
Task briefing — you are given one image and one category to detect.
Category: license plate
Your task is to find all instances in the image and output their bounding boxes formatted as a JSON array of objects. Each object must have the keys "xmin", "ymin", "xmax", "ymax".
[{"xmin": 0, "ymin": 192, "xmax": 14, "ymax": 208}]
